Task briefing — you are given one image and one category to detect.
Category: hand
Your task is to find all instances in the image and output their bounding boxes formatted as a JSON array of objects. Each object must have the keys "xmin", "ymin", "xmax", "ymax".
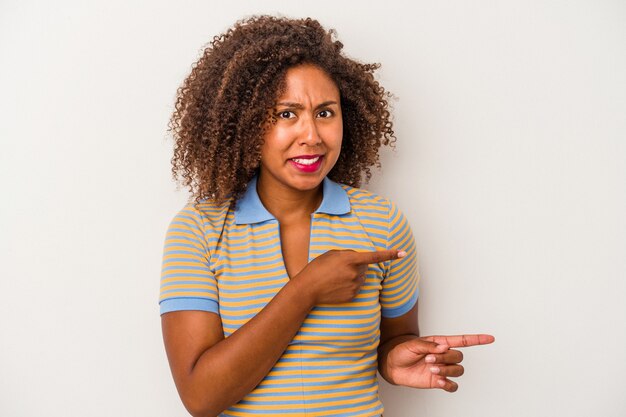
[
  {"xmin": 384, "ymin": 334, "xmax": 495, "ymax": 392},
  {"xmin": 294, "ymin": 249, "xmax": 405, "ymax": 305}
]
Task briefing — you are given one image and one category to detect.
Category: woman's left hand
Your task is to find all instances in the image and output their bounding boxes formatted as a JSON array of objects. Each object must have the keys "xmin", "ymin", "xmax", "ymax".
[{"xmin": 384, "ymin": 334, "xmax": 495, "ymax": 392}]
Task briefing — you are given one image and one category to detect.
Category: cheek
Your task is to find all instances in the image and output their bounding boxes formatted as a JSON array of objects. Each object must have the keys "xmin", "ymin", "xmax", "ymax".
[
  {"xmin": 320, "ymin": 121, "xmax": 342, "ymax": 142},
  {"xmin": 332, "ymin": 118, "xmax": 343, "ymax": 144},
  {"xmin": 326, "ymin": 138, "xmax": 343, "ymax": 168},
  {"xmin": 328, "ymin": 125, "xmax": 343, "ymax": 153},
  {"xmin": 260, "ymin": 132, "xmax": 290, "ymax": 162}
]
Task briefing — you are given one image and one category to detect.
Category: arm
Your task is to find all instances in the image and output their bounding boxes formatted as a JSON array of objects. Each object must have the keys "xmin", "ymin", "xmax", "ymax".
[
  {"xmin": 162, "ymin": 277, "xmax": 314, "ymax": 417},
  {"xmin": 377, "ymin": 301, "xmax": 453, "ymax": 389},
  {"xmin": 162, "ymin": 249, "xmax": 403, "ymax": 417},
  {"xmin": 377, "ymin": 300, "xmax": 420, "ymax": 383}
]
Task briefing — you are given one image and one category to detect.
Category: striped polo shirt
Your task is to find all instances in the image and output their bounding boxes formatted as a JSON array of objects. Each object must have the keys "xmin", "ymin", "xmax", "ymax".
[{"xmin": 160, "ymin": 176, "xmax": 419, "ymax": 416}]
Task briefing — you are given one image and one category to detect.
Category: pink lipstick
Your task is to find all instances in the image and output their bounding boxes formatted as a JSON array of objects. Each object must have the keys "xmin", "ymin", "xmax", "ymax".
[{"xmin": 288, "ymin": 154, "xmax": 324, "ymax": 173}]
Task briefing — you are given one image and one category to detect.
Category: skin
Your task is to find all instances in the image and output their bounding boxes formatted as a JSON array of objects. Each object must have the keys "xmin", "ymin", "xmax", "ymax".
[{"xmin": 161, "ymin": 64, "xmax": 495, "ymax": 417}]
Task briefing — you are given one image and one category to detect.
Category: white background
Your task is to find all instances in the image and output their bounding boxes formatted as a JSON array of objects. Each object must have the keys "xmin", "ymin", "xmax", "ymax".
[{"xmin": 1, "ymin": 1, "xmax": 624, "ymax": 416}]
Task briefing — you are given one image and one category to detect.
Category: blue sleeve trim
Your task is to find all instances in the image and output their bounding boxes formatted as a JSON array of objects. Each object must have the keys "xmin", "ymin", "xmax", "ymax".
[
  {"xmin": 381, "ymin": 288, "xmax": 419, "ymax": 318},
  {"xmin": 159, "ymin": 297, "xmax": 219, "ymax": 315}
]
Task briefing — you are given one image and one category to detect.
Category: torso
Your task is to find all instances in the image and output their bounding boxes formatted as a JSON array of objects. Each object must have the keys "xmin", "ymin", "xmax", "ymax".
[
  {"xmin": 161, "ymin": 180, "xmax": 418, "ymax": 416},
  {"xmin": 277, "ymin": 216, "xmax": 311, "ymax": 279}
]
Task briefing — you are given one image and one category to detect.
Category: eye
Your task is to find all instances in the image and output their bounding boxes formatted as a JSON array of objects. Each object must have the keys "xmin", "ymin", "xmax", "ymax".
[
  {"xmin": 277, "ymin": 110, "xmax": 296, "ymax": 119},
  {"xmin": 317, "ymin": 109, "xmax": 334, "ymax": 118}
]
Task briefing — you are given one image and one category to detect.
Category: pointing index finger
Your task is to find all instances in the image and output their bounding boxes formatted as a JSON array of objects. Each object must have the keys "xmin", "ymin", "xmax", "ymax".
[
  {"xmin": 352, "ymin": 249, "xmax": 406, "ymax": 265},
  {"xmin": 423, "ymin": 334, "xmax": 495, "ymax": 348}
]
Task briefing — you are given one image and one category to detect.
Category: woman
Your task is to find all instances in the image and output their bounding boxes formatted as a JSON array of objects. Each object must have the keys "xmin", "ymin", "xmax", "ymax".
[{"xmin": 160, "ymin": 15, "xmax": 494, "ymax": 417}]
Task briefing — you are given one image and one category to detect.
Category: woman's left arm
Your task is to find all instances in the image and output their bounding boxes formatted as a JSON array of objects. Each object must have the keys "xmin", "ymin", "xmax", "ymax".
[{"xmin": 377, "ymin": 301, "xmax": 495, "ymax": 392}]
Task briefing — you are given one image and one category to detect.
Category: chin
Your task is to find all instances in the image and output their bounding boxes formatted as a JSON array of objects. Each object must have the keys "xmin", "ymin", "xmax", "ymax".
[{"xmin": 288, "ymin": 174, "xmax": 325, "ymax": 191}]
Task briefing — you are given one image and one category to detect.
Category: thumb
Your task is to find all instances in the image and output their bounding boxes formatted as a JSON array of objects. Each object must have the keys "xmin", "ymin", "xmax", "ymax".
[
  {"xmin": 404, "ymin": 338, "xmax": 449, "ymax": 355},
  {"xmin": 391, "ymin": 338, "xmax": 449, "ymax": 367}
]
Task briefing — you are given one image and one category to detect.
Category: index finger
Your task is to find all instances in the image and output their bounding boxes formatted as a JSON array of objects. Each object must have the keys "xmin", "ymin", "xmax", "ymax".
[
  {"xmin": 351, "ymin": 249, "xmax": 406, "ymax": 265},
  {"xmin": 423, "ymin": 334, "xmax": 495, "ymax": 348}
]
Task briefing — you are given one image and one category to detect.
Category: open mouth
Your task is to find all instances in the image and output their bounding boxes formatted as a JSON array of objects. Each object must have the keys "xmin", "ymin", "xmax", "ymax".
[
  {"xmin": 289, "ymin": 155, "xmax": 324, "ymax": 173},
  {"xmin": 291, "ymin": 156, "xmax": 320, "ymax": 165}
]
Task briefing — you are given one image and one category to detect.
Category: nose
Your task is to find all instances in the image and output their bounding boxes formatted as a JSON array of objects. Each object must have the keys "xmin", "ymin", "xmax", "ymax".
[{"xmin": 299, "ymin": 115, "xmax": 322, "ymax": 146}]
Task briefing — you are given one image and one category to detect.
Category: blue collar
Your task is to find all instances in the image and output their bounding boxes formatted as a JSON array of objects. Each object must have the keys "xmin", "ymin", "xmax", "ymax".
[{"xmin": 234, "ymin": 176, "xmax": 351, "ymax": 225}]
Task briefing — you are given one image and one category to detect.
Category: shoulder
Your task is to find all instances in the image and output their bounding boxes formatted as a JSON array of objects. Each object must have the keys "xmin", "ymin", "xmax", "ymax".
[
  {"xmin": 338, "ymin": 183, "xmax": 412, "ymax": 236},
  {"xmin": 166, "ymin": 198, "xmax": 232, "ymax": 247},
  {"xmin": 339, "ymin": 183, "xmax": 394, "ymax": 215}
]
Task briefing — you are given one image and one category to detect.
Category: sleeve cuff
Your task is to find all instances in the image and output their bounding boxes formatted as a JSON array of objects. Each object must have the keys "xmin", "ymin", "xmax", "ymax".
[
  {"xmin": 159, "ymin": 297, "xmax": 219, "ymax": 315},
  {"xmin": 381, "ymin": 288, "xmax": 419, "ymax": 318}
]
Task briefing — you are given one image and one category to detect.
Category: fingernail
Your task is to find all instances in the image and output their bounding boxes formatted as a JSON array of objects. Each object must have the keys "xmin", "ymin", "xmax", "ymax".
[
  {"xmin": 397, "ymin": 251, "xmax": 406, "ymax": 257},
  {"xmin": 437, "ymin": 379, "xmax": 446, "ymax": 387},
  {"xmin": 430, "ymin": 366, "xmax": 440, "ymax": 374},
  {"xmin": 425, "ymin": 355, "xmax": 436, "ymax": 363}
]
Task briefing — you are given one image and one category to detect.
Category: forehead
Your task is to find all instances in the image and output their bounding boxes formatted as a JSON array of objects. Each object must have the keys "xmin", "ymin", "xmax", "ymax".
[{"xmin": 277, "ymin": 64, "xmax": 340, "ymax": 102}]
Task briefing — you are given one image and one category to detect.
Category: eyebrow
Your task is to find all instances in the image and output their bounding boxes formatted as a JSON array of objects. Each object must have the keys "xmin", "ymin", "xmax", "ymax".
[{"xmin": 276, "ymin": 100, "xmax": 339, "ymax": 110}]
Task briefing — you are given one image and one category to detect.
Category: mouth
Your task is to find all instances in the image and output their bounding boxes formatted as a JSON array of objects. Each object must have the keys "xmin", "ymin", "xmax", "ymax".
[{"xmin": 288, "ymin": 155, "xmax": 324, "ymax": 173}]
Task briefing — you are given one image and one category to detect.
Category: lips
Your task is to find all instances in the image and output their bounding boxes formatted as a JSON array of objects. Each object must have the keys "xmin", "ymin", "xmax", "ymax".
[
  {"xmin": 292, "ymin": 156, "xmax": 320, "ymax": 165},
  {"xmin": 288, "ymin": 154, "xmax": 324, "ymax": 173}
]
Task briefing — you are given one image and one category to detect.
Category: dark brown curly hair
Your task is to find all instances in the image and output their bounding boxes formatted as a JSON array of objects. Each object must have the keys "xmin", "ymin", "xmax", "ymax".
[{"xmin": 168, "ymin": 15, "xmax": 395, "ymax": 205}]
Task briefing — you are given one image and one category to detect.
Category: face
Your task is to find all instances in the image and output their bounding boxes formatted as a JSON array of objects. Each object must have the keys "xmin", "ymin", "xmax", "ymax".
[{"xmin": 259, "ymin": 64, "xmax": 343, "ymax": 193}]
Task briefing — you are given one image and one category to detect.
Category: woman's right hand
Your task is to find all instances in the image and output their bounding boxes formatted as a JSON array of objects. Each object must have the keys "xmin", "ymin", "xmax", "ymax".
[{"xmin": 294, "ymin": 249, "xmax": 405, "ymax": 304}]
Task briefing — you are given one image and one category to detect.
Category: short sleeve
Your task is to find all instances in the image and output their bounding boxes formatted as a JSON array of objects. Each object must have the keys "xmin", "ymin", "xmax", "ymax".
[
  {"xmin": 159, "ymin": 205, "xmax": 219, "ymax": 315},
  {"xmin": 380, "ymin": 201, "xmax": 420, "ymax": 318}
]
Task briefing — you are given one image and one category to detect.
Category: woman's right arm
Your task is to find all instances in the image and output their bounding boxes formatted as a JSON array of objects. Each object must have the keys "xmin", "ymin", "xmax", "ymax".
[
  {"xmin": 161, "ymin": 249, "xmax": 403, "ymax": 417},
  {"xmin": 162, "ymin": 276, "xmax": 315, "ymax": 417}
]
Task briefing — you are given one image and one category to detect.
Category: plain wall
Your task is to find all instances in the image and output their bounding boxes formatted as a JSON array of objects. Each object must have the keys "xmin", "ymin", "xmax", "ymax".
[{"xmin": 1, "ymin": 0, "xmax": 624, "ymax": 416}]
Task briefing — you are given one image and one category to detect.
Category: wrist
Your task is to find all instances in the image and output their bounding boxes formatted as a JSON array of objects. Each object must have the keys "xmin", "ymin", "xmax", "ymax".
[
  {"xmin": 284, "ymin": 272, "xmax": 317, "ymax": 309},
  {"xmin": 378, "ymin": 334, "xmax": 419, "ymax": 384},
  {"xmin": 379, "ymin": 334, "xmax": 419, "ymax": 360}
]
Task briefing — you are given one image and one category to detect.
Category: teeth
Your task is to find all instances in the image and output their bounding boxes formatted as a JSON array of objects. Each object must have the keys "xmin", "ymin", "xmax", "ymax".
[{"xmin": 292, "ymin": 157, "xmax": 320, "ymax": 165}]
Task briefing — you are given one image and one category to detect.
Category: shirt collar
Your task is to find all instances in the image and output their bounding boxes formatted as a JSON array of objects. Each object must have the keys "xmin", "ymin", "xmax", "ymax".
[{"xmin": 234, "ymin": 176, "xmax": 351, "ymax": 225}]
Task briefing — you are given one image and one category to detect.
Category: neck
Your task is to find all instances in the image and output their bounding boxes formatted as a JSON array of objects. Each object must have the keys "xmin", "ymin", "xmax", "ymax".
[{"xmin": 256, "ymin": 172, "xmax": 323, "ymax": 221}]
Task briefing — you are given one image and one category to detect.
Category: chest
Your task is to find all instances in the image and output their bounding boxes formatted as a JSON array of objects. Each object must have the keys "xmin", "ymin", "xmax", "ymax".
[
  {"xmin": 210, "ymin": 213, "xmax": 387, "ymax": 341},
  {"xmin": 278, "ymin": 219, "xmax": 310, "ymax": 279}
]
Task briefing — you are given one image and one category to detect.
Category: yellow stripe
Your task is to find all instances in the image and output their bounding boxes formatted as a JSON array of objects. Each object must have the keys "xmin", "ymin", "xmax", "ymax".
[
  {"xmin": 233, "ymin": 393, "xmax": 378, "ymax": 411},
  {"xmin": 160, "ymin": 283, "xmax": 214, "ymax": 291},
  {"xmin": 217, "ymin": 264, "xmax": 284, "ymax": 275},
  {"xmin": 159, "ymin": 291, "xmax": 216, "ymax": 300},
  {"xmin": 215, "ymin": 251, "xmax": 283, "ymax": 266},
  {"xmin": 216, "ymin": 243, "xmax": 280, "ymax": 256},
  {"xmin": 255, "ymin": 367, "xmax": 376, "ymax": 393},
  {"xmin": 239, "ymin": 384, "xmax": 377, "ymax": 402},
  {"xmin": 222, "ymin": 222, "xmax": 275, "ymax": 237},
  {"xmin": 163, "ymin": 238, "xmax": 205, "ymax": 251}
]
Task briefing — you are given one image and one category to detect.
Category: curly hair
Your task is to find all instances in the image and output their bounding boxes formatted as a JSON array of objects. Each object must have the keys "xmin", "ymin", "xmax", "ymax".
[{"xmin": 168, "ymin": 15, "xmax": 396, "ymax": 205}]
